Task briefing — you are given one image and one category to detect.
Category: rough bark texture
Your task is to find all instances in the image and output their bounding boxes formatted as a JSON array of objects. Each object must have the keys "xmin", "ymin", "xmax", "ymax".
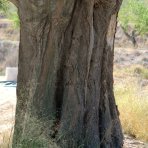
[{"xmin": 13, "ymin": 0, "xmax": 123, "ymax": 148}]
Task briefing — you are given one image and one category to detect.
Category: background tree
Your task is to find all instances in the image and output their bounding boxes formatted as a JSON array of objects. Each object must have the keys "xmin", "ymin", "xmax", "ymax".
[
  {"xmin": 119, "ymin": 0, "xmax": 148, "ymax": 46},
  {"xmin": 0, "ymin": 0, "xmax": 19, "ymax": 28},
  {"xmin": 0, "ymin": 0, "xmax": 9, "ymax": 15},
  {"xmin": 9, "ymin": 0, "xmax": 123, "ymax": 147}
]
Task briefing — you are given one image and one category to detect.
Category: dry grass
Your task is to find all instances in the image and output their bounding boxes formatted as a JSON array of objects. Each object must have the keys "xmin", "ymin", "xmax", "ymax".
[
  {"xmin": 0, "ymin": 117, "xmax": 58, "ymax": 148},
  {"xmin": 114, "ymin": 66, "xmax": 148, "ymax": 142},
  {"xmin": 114, "ymin": 65, "xmax": 148, "ymax": 80},
  {"xmin": 124, "ymin": 65, "xmax": 148, "ymax": 79},
  {"xmin": 0, "ymin": 129, "xmax": 13, "ymax": 148}
]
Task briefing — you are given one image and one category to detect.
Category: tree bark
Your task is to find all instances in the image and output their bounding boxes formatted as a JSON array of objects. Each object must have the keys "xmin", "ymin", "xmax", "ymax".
[{"xmin": 13, "ymin": 0, "xmax": 123, "ymax": 148}]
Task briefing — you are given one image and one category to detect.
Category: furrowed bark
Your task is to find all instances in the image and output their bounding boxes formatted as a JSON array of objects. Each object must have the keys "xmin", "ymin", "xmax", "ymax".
[{"xmin": 13, "ymin": 0, "xmax": 123, "ymax": 148}]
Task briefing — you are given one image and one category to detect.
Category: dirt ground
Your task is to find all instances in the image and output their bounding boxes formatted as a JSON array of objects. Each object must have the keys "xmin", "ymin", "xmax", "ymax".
[{"xmin": 114, "ymin": 47, "xmax": 148, "ymax": 68}]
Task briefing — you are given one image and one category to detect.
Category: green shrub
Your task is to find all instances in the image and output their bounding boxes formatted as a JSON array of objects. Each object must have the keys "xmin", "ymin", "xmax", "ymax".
[
  {"xmin": 0, "ymin": 0, "xmax": 19, "ymax": 28},
  {"xmin": 119, "ymin": 0, "xmax": 148, "ymax": 35},
  {"xmin": 0, "ymin": 0, "xmax": 8, "ymax": 13}
]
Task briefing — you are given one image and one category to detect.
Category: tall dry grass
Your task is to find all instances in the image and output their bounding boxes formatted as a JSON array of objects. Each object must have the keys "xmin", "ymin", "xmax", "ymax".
[
  {"xmin": 114, "ymin": 66, "xmax": 148, "ymax": 142},
  {"xmin": 0, "ymin": 129, "xmax": 13, "ymax": 148}
]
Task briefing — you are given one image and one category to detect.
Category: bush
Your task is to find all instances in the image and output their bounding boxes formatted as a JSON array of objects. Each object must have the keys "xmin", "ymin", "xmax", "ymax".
[
  {"xmin": 0, "ymin": 0, "xmax": 8, "ymax": 13},
  {"xmin": 119, "ymin": 0, "xmax": 148, "ymax": 35},
  {"xmin": 0, "ymin": 0, "xmax": 19, "ymax": 28}
]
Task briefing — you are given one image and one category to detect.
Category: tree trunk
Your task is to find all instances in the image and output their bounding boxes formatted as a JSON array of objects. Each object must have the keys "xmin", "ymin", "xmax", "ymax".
[{"xmin": 13, "ymin": 0, "xmax": 123, "ymax": 148}]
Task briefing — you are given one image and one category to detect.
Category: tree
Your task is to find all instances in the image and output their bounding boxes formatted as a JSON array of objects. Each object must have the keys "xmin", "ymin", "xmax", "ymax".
[
  {"xmin": 10, "ymin": 0, "xmax": 123, "ymax": 147},
  {"xmin": 0, "ymin": 0, "xmax": 19, "ymax": 28},
  {"xmin": 119, "ymin": 0, "xmax": 148, "ymax": 34},
  {"xmin": 119, "ymin": 0, "xmax": 148, "ymax": 47},
  {"xmin": 0, "ymin": 0, "xmax": 8, "ymax": 12}
]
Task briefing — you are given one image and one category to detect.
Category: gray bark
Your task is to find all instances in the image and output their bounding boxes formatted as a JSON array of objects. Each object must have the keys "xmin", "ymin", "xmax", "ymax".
[{"xmin": 13, "ymin": 0, "xmax": 123, "ymax": 148}]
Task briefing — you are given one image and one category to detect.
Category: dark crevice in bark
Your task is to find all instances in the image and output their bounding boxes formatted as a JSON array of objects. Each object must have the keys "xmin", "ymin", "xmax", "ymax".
[
  {"xmin": 63, "ymin": 0, "xmax": 80, "ymax": 36},
  {"xmin": 52, "ymin": 0, "xmax": 82, "ymax": 139},
  {"xmin": 54, "ymin": 60, "xmax": 65, "ymax": 120}
]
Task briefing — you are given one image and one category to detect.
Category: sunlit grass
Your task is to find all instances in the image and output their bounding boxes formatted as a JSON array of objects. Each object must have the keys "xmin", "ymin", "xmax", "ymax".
[
  {"xmin": 114, "ymin": 68, "xmax": 148, "ymax": 141},
  {"xmin": 114, "ymin": 65, "xmax": 148, "ymax": 80},
  {"xmin": 0, "ymin": 130, "xmax": 13, "ymax": 148},
  {"xmin": 125, "ymin": 65, "xmax": 148, "ymax": 79}
]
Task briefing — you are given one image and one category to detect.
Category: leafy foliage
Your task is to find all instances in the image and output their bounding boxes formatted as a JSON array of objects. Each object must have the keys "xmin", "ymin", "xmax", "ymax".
[
  {"xmin": 0, "ymin": 0, "xmax": 19, "ymax": 28},
  {"xmin": 119, "ymin": 0, "xmax": 148, "ymax": 35},
  {"xmin": 0, "ymin": 0, "xmax": 8, "ymax": 12}
]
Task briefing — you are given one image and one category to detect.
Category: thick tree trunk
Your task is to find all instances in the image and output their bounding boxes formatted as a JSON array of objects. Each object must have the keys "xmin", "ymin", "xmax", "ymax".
[{"xmin": 13, "ymin": 0, "xmax": 123, "ymax": 148}]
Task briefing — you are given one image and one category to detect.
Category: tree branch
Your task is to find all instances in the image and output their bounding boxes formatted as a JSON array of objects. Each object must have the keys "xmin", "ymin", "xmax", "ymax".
[
  {"xmin": 9, "ymin": 0, "xmax": 18, "ymax": 8},
  {"xmin": 121, "ymin": 25, "xmax": 138, "ymax": 47}
]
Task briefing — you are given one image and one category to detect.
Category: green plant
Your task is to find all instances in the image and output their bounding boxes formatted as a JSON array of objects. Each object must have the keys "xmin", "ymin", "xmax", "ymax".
[
  {"xmin": 0, "ymin": 0, "xmax": 19, "ymax": 28},
  {"xmin": 119, "ymin": 0, "xmax": 148, "ymax": 35},
  {"xmin": 0, "ymin": 0, "xmax": 8, "ymax": 13}
]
